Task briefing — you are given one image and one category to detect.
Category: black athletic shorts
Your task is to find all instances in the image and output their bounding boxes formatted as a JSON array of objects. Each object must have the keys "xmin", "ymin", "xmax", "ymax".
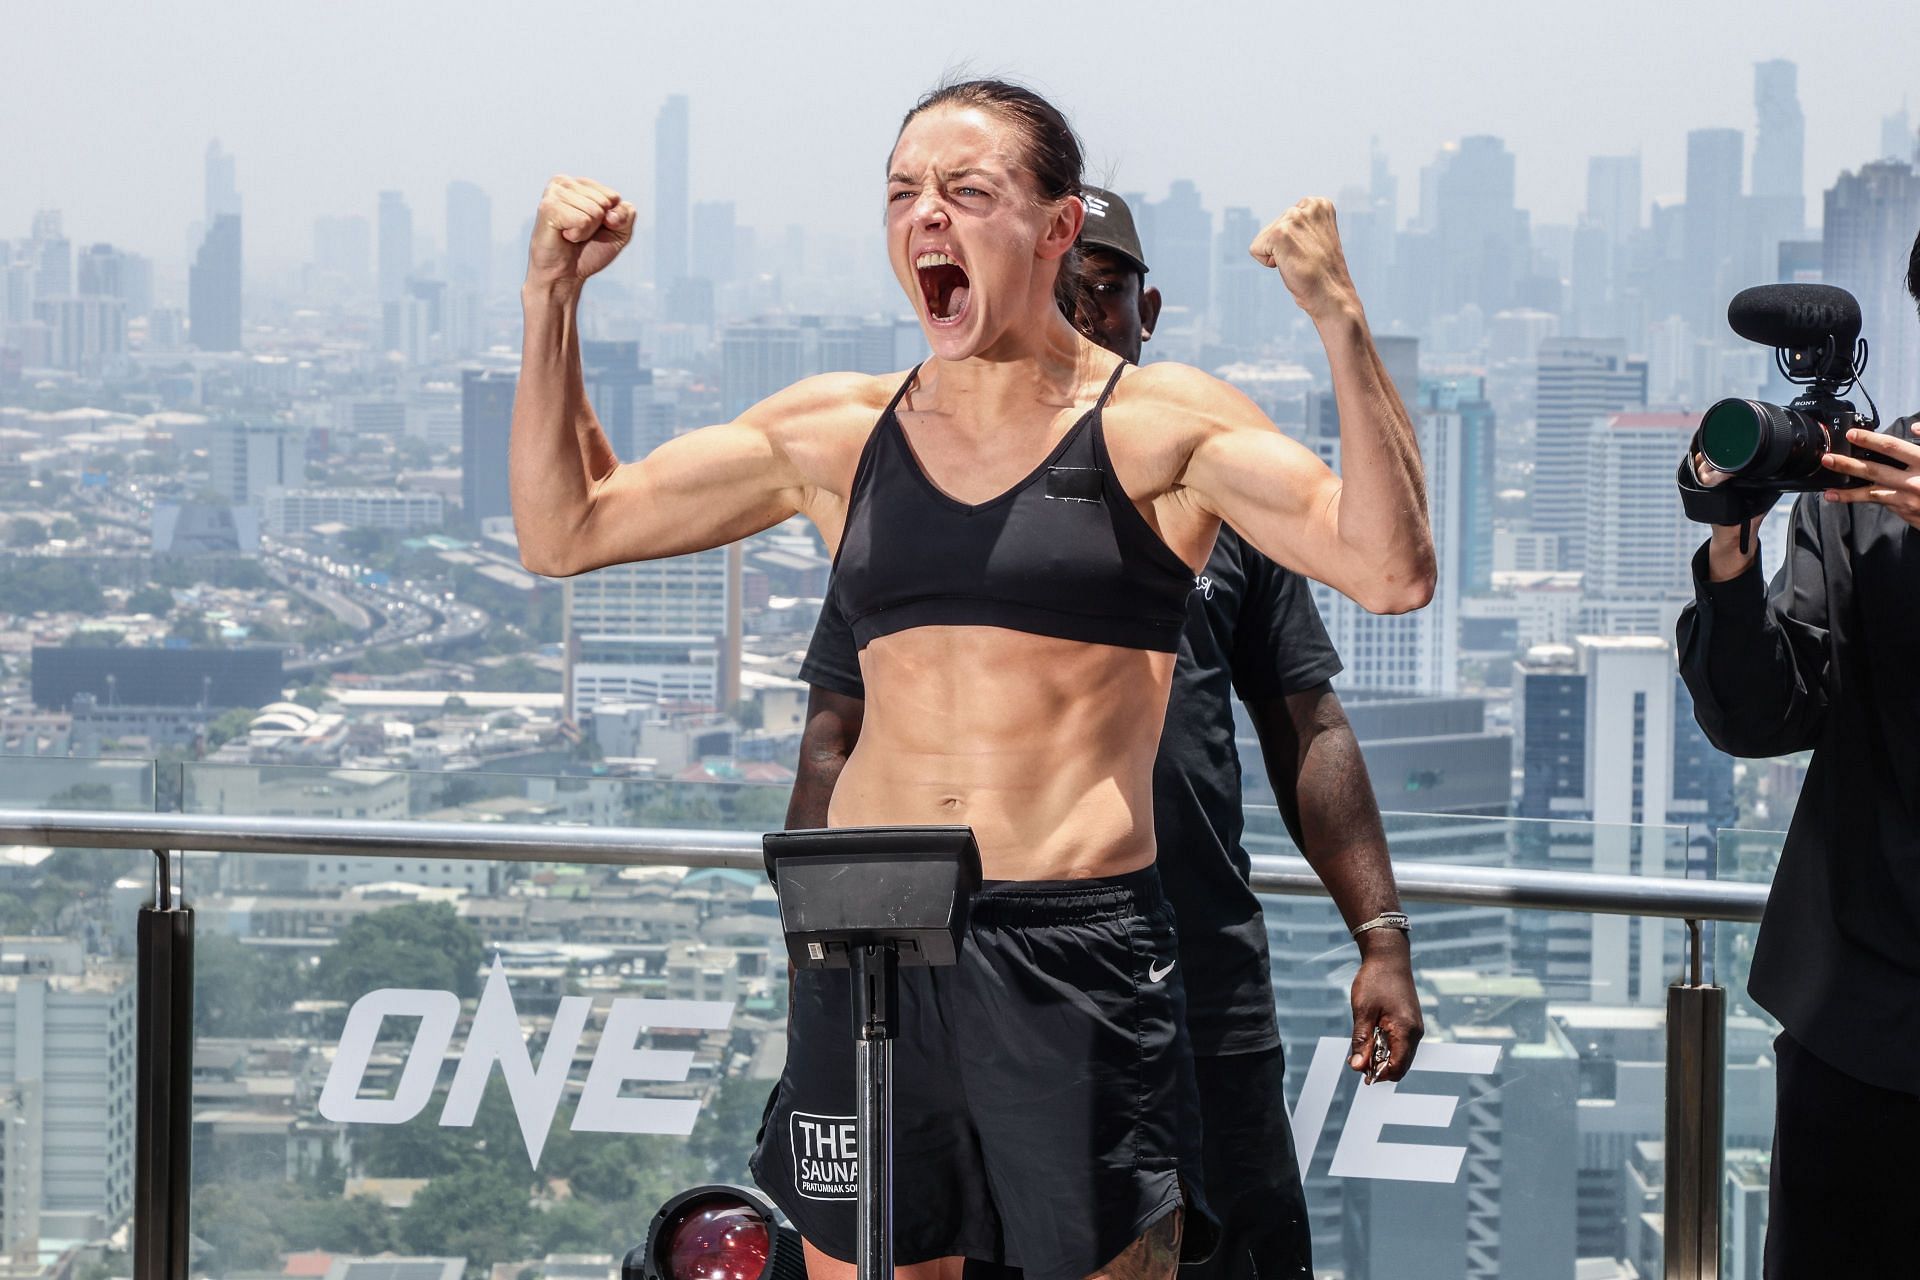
[
  {"xmin": 750, "ymin": 866, "xmax": 1218, "ymax": 1280},
  {"xmin": 963, "ymin": 1045, "xmax": 1312, "ymax": 1280}
]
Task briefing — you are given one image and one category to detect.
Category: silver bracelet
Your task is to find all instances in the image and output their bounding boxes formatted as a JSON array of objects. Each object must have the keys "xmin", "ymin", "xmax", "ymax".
[{"xmin": 1352, "ymin": 912, "xmax": 1410, "ymax": 939}]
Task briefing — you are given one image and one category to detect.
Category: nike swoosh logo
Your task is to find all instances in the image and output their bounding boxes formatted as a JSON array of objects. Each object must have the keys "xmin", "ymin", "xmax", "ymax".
[{"xmin": 1148, "ymin": 959, "xmax": 1176, "ymax": 983}]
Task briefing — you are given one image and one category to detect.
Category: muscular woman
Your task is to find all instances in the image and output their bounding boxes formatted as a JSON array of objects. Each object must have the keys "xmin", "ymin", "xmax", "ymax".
[{"xmin": 511, "ymin": 79, "xmax": 1432, "ymax": 1280}]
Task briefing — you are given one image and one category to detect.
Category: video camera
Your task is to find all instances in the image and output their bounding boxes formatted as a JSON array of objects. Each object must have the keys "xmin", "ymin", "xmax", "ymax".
[{"xmin": 1677, "ymin": 284, "xmax": 1899, "ymax": 545}]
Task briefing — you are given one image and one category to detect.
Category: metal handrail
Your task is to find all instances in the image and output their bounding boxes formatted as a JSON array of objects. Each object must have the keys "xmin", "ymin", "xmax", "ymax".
[{"xmin": 0, "ymin": 807, "xmax": 1769, "ymax": 922}]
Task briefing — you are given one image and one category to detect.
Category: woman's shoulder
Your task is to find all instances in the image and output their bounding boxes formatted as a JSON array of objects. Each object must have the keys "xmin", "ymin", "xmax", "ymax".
[
  {"xmin": 753, "ymin": 370, "xmax": 905, "ymax": 420},
  {"xmin": 1109, "ymin": 361, "xmax": 1249, "ymax": 427}
]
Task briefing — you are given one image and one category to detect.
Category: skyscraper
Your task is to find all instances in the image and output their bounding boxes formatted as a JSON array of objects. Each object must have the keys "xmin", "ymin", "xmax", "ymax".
[
  {"xmin": 1749, "ymin": 61, "xmax": 1806, "ymax": 287},
  {"xmin": 1824, "ymin": 159, "xmax": 1920, "ymax": 420},
  {"xmin": 1140, "ymin": 180, "xmax": 1212, "ymax": 319},
  {"xmin": 460, "ymin": 368, "xmax": 517, "ymax": 525},
  {"xmin": 30, "ymin": 210, "xmax": 69, "ymax": 301},
  {"xmin": 377, "ymin": 191, "xmax": 412, "ymax": 303},
  {"xmin": 1532, "ymin": 338, "xmax": 1647, "ymax": 570},
  {"xmin": 1429, "ymin": 136, "xmax": 1523, "ymax": 316},
  {"xmin": 77, "ymin": 244, "xmax": 151, "ymax": 318},
  {"xmin": 1582, "ymin": 413, "xmax": 1702, "ymax": 604},
  {"xmin": 1683, "ymin": 128, "xmax": 1745, "ymax": 332},
  {"xmin": 655, "ymin": 95, "xmax": 691, "ymax": 288},
  {"xmin": 691, "ymin": 200, "xmax": 735, "ymax": 285},
  {"xmin": 1513, "ymin": 637, "xmax": 1727, "ymax": 1001},
  {"xmin": 445, "ymin": 180, "xmax": 492, "ymax": 297},
  {"xmin": 1585, "ymin": 156, "xmax": 1642, "ymax": 251},
  {"xmin": 1420, "ymin": 375, "xmax": 1496, "ymax": 595},
  {"xmin": 1214, "ymin": 206, "xmax": 1269, "ymax": 351},
  {"xmin": 188, "ymin": 215, "xmax": 242, "ymax": 351},
  {"xmin": 31, "ymin": 296, "xmax": 126, "ymax": 373},
  {"xmin": 205, "ymin": 139, "xmax": 240, "ymax": 221}
]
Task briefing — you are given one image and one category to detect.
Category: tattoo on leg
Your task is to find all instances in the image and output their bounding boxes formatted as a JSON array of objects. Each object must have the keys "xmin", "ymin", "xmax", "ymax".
[{"xmin": 1091, "ymin": 1207, "xmax": 1182, "ymax": 1280}]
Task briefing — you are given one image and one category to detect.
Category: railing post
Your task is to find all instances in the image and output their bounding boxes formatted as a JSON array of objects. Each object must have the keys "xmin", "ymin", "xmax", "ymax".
[
  {"xmin": 134, "ymin": 849, "xmax": 194, "ymax": 1280},
  {"xmin": 1665, "ymin": 918, "xmax": 1724, "ymax": 1280}
]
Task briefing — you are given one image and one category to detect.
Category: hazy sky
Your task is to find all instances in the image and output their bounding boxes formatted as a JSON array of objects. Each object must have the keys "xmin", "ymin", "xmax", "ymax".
[{"xmin": 6, "ymin": 0, "xmax": 1917, "ymax": 274}]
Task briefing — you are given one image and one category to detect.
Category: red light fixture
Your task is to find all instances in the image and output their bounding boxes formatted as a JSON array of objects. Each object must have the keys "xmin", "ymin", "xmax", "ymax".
[{"xmin": 629, "ymin": 1186, "xmax": 806, "ymax": 1280}]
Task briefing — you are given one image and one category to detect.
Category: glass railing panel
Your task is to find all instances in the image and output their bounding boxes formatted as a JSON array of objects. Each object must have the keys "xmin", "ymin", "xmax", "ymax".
[
  {"xmin": 1248, "ymin": 810, "xmax": 1698, "ymax": 1277},
  {"xmin": 0, "ymin": 757, "xmax": 155, "ymax": 1272},
  {"xmin": 0, "ymin": 753, "xmax": 155, "ymax": 811},
  {"xmin": 180, "ymin": 773, "xmax": 784, "ymax": 1278},
  {"xmin": 1713, "ymin": 826, "xmax": 1786, "ymax": 1280},
  {"xmin": 180, "ymin": 760, "xmax": 790, "ymax": 830}
]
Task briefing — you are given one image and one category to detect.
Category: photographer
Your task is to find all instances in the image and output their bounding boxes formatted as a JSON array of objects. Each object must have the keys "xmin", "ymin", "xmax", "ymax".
[{"xmin": 1675, "ymin": 230, "xmax": 1920, "ymax": 1275}]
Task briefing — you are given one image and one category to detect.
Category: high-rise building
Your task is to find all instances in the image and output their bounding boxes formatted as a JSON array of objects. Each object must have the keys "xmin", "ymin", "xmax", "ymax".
[
  {"xmin": 1823, "ymin": 159, "xmax": 1920, "ymax": 418},
  {"xmin": 205, "ymin": 138, "xmax": 241, "ymax": 221},
  {"xmin": 655, "ymin": 95, "xmax": 691, "ymax": 288},
  {"xmin": 1140, "ymin": 180, "xmax": 1212, "ymax": 319},
  {"xmin": 31, "ymin": 210, "xmax": 70, "ymax": 301},
  {"xmin": 209, "ymin": 423, "xmax": 305, "ymax": 504},
  {"xmin": 1420, "ymin": 375, "xmax": 1496, "ymax": 595},
  {"xmin": 582, "ymin": 340, "xmax": 660, "ymax": 459},
  {"xmin": 1214, "ymin": 206, "xmax": 1270, "ymax": 352},
  {"xmin": 0, "ymin": 949, "xmax": 136, "ymax": 1242},
  {"xmin": 460, "ymin": 368, "xmax": 517, "ymax": 525},
  {"xmin": 1531, "ymin": 338, "xmax": 1647, "ymax": 569},
  {"xmin": 1428, "ymin": 136, "xmax": 1524, "ymax": 316},
  {"xmin": 691, "ymin": 200, "xmax": 735, "ymax": 285},
  {"xmin": 1683, "ymin": 128, "xmax": 1745, "ymax": 332},
  {"xmin": 31, "ymin": 296, "xmax": 126, "ymax": 373},
  {"xmin": 378, "ymin": 190, "xmax": 413, "ymax": 303},
  {"xmin": 446, "ymin": 180, "xmax": 492, "ymax": 297},
  {"xmin": 1513, "ymin": 637, "xmax": 1730, "ymax": 998},
  {"xmin": 1582, "ymin": 412, "xmax": 1701, "ymax": 604},
  {"xmin": 1749, "ymin": 60, "xmax": 1806, "ymax": 292},
  {"xmin": 720, "ymin": 316, "xmax": 901, "ymax": 416},
  {"xmin": 188, "ymin": 214, "xmax": 243, "ymax": 351},
  {"xmin": 76, "ymin": 244, "xmax": 151, "ymax": 318},
  {"xmin": 1339, "ymin": 973, "xmax": 1579, "ymax": 1280},
  {"xmin": 565, "ymin": 548, "xmax": 742, "ymax": 717},
  {"xmin": 1585, "ymin": 156, "xmax": 1642, "ymax": 251}
]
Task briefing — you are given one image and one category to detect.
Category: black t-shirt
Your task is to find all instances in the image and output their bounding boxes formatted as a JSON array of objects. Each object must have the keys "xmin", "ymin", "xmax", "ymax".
[
  {"xmin": 1676, "ymin": 416, "xmax": 1920, "ymax": 1093},
  {"xmin": 800, "ymin": 524, "xmax": 1342, "ymax": 1056}
]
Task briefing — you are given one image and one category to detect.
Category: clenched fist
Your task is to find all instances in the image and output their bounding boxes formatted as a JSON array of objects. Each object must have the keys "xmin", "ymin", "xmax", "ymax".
[
  {"xmin": 1249, "ymin": 197, "xmax": 1359, "ymax": 321},
  {"xmin": 525, "ymin": 175, "xmax": 638, "ymax": 293}
]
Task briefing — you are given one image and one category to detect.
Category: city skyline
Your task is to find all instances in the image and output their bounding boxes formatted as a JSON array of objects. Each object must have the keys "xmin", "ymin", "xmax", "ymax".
[{"xmin": 7, "ymin": 0, "xmax": 1918, "ymax": 273}]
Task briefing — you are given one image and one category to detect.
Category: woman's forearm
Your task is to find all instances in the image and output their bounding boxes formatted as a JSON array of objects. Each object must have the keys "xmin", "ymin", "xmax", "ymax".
[
  {"xmin": 510, "ymin": 281, "xmax": 617, "ymax": 576},
  {"xmin": 1317, "ymin": 304, "xmax": 1435, "ymax": 610}
]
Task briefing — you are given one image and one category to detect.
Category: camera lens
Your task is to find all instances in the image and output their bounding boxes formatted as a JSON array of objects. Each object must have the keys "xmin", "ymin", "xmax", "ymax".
[
  {"xmin": 1698, "ymin": 398, "xmax": 1829, "ymax": 484},
  {"xmin": 1700, "ymin": 399, "xmax": 1765, "ymax": 473}
]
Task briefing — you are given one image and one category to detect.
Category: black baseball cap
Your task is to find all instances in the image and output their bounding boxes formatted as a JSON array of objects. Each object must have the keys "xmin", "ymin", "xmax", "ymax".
[{"xmin": 1078, "ymin": 186, "xmax": 1149, "ymax": 275}]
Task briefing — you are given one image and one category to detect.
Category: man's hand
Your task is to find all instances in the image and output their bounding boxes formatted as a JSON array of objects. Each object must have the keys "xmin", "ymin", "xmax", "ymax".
[
  {"xmin": 1249, "ymin": 197, "xmax": 1359, "ymax": 322},
  {"xmin": 525, "ymin": 174, "xmax": 637, "ymax": 295},
  {"xmin": 1819, "ymin": 423, "xmax": 1920, "ymax": 530},
  {"xmin": 1347, "ymin": 932, "xmax": 1422, "ymax": 1084},
  {"xmin": 1693, "ymin": 451, "xmax": 1769, "ymax": 582}
]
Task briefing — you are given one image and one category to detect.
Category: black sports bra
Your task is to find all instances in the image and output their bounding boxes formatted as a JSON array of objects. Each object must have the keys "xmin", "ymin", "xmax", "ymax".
[{"xmin": 831, "ymin": 360, "xmax": 1196, "ymax": 653}]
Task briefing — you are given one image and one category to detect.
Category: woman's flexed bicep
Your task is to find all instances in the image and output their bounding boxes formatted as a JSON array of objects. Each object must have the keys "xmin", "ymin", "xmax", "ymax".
[{"xmin": 515, "ymin": 373, "xmax": 869, "ymax": 577}]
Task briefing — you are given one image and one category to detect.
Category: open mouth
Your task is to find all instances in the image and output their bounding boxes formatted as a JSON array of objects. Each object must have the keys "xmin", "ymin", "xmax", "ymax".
[{"xmin": 915, "ymin": 251, "xmax": 971, "ymax": 325}]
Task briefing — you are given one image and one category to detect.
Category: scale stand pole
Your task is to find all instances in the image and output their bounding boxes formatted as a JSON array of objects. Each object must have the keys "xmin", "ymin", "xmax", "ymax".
[{"xmin": 851, "ymin": 942, "xmax": 899, "ymax": 1280}]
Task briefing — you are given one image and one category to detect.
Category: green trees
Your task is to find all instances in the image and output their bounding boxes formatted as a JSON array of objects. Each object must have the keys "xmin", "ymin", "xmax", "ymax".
[
  {"xmin": 206, "ymin": 707, "xmax": 257, "ymax": 748},
  {"xmin": 194, "ymin": 933, "xmax": 310, "ymax": 1037},
  {"xmin": 316, "ymin": 902, "xmax": 486, "ymax": 1003}
]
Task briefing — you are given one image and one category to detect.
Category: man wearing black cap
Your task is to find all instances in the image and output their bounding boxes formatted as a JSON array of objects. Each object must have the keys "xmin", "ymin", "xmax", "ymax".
[{"xmin": 786, "ymin": 187, "xmax": 1423, "ymax": 1280}]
